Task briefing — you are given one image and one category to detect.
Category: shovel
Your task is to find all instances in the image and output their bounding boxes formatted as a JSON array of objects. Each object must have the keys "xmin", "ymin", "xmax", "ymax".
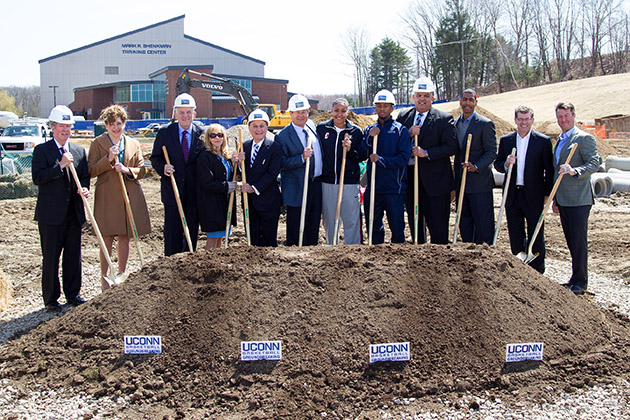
[
  {"xmin": 517, "ymin": 143, "xmax": 578, "ymax": 264},
  {"xmin": 224, "ymin": 135, "xmax": 239, "ymax": 248},
  {"xmin": 368, "ymin": 134, "xmax": 378, "ymax": 246},
  {"xmin": 118, "ymin": 171, "xmax": 145, "ymax": 266},
  {"xmin": 162, "ymin": 146, "xmax": 194, "ymax": 252},
  {"xmin": 237, "ymin": 127, "xmax": 251, "ymax": 246},
  {"xmin": 68, "ymin": 163, "xmax": 126, "ymax": 286},
  {"xmin": 452, "ymin": 134, "xmax": 472, "ymax": 244},
  {"xmin": 298, "ymin": 130, "xmax": 313, "ymax": 247},
  {"xmin": 413, "ymin": 134, "xmax": 419, "ymax": 245},
  {"xmin": 492, "ymin": 147, "xmax": 516, "ymax": 246},
  {"xmin": 332, "ymin": 134, "xmax": 349, "ymax": 246}
]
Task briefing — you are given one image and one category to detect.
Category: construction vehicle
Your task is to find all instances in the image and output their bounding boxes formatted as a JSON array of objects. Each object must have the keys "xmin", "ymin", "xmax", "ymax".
[{"xmin": 175, "ymin": 69, "xmax": 291, "ymax": 131}]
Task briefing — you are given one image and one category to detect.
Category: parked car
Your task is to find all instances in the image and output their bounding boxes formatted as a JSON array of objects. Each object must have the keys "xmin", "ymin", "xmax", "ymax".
[
  {"xmin": 134, "ymin": 122, "xmax": 163, "ymax": 135},
  {"xmin": 0, "ymin": 122, "xmax": 51, "ymax": 155}
]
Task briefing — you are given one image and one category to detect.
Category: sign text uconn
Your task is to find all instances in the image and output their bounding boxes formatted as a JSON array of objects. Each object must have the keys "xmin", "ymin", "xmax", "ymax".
[
  {"xmin": 123, "ymin": 335, "xmax": 162, "ymax": 354},
  {"xmin": 369, "ymin": 342, "xmax": 410, "ymax": 363},
  {"xmin": 505, "ymin": 342, "xmax": 544, "ymax": 363},
  {"xmin": 240, "ymin": 340, "xmax": 282, "ymax": 361}
]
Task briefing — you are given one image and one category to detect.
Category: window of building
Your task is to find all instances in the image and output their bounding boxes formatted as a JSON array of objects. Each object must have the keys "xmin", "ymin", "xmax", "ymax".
[
  {"xmin": 233, "ymin": 79, "xmax": 252, "ymax": 93},
  {"xmin": 131, "ymin": 84, "xmax": 153, "ymax": 102},
  {"xmin": 105, "ymin": 66, "xmax": 119, "ymax": 75},
  {"xmin": 116, "ymin": 85, "xmax": 130, "ymax": 103}
]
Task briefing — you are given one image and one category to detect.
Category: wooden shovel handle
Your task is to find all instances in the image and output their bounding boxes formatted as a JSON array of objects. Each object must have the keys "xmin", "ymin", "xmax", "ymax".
[{"xmin": 162, "ymin": 146, "xmax": 194, "ymax": 252}]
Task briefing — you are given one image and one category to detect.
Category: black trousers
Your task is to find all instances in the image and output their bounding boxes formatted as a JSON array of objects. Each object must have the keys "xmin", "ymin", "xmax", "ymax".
[
  {"xmin": 38, "ymin": 211, "xmax": 82, "ymax": 306},
  {"xmin": 164, "ymin": 200, "xmax": 199, "ymax": 256},
  {"xmin": 249, "ymin": 204, "xmax": 281, "ymax": 247},
  {"xmin": 459, "ymin": 190, "xmax": 495, "ymax": 245},
  {"xmin": 286, "ymin": 179, "xmax": 322, "ymax": 246},
  {"xmin": 405, "ymin": 180, "xmax": 451, "ymax": 244},
  {"xmin": 558, "ymin": 204, "xmax": 591, "ymax": 288},
  {"xmin": 506, "ymin": 188, "xmax": 546, "ymax": 274}
]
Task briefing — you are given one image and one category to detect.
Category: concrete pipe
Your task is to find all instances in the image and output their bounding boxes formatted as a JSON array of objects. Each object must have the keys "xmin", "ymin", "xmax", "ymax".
[
  {"xmin": 590, "ymin": 174, "xmax": 613, "ymax": 197},
  {"xmin": 607, "ymin": 168, "xmax": 630, "ymax": 176},
  {"xmin": 608, "ymin": 174, "xmax": 630, "ymax": 193},
  {"xmin": 606, "ymin": 156, "xmax": 630, "ymax": 172},
  {"xmin": 492, "ymin": 168, "xmax": 504, "ymax": 188},
  {"xmin": 597, "ymin": 162, "xmax": 607, "ymax": 172}
]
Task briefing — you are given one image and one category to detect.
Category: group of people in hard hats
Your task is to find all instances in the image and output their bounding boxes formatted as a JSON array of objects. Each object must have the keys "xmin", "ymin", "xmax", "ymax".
[{"xmin": 33, "ymin": 76, "xmax": 600, "ymax": 312}]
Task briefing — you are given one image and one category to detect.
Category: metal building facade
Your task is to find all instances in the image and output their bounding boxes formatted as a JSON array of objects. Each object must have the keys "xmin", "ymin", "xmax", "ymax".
[{"xmin": 38, "ymin": 15, "xmax": 265, "ymax": 117}]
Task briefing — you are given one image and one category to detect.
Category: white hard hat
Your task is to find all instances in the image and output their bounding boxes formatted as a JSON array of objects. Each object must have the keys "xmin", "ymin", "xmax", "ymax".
[
  {"xmin": 288, "ymin": 94, "xmax": 310, "ymax": 112},
  {"xmin": 248, "ymin": 109, "xmax": 270, "ymax": 124},
  {"xmin": 413, "ymin": 77, "xmax": 435, "ymax": 93},
  {"xmin": 174, "ymin": 93, "xmax": 196, "ymax": 109},
  {"xmin": 48, "ymin": 105, "xmax": 75, "ymax": 125},
  {"xmin": 373, "ymin": 90, "xmax": 396, "ymax": 106}
]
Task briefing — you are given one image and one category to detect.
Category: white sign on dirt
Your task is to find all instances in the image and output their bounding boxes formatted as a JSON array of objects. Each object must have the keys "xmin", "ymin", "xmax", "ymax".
[
  {"xmin": 124, "ymin": 336, "xmax": 162, "ymax": 354},
  {"xmin": 241, "ymin": 341, "xmax": 282, "ymax": 361},
  {"xmin": 505, "ymin": 342, "xmax": 544, "ymax": 363},
  {"xmin": 369, "ymin": 342, "xmax": 410, "ymax": 363}
]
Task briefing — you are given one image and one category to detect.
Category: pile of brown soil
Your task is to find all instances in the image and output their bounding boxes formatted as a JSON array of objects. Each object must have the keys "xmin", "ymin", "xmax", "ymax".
[
  {"xmin": 1, "ymin": 244, "xmax": 629, "ymax": 419},
  {"xmin": 310, "ymin": 110, "xmax": 375, "ymax": 130}
]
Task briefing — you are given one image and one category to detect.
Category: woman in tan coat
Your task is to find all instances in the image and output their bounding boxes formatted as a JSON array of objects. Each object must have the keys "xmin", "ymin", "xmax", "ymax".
[{"xmin": 88, "ymin": 105, "xmax": 151, "ymax": 290}]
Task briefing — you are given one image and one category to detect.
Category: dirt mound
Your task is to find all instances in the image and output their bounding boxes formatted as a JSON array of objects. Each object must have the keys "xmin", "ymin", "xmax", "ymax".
[
  {"xmin": 449, "ymin": 105, "xmax": 515, "ymax": 140},
  {"xmin": 310, "ymin": 110, "xmax": 375, "ymax": 129},
  {"xmin": 1, "ymin": 244, "xmax": 629, "ymax": 418}
]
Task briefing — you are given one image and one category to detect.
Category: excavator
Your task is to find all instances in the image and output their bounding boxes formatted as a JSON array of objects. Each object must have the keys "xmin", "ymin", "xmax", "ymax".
[{"xmin": 175, "ymin": 69, "xmax": 291, "ymax": 131}]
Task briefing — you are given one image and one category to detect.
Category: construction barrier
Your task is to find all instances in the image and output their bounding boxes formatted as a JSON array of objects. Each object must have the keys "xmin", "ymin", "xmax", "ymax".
[
  {"xmin": 0, "ymin": 152, "xmax": 37, "ymax": 200},
  {"xmin": 608, "ymin": 132, "xmax": 630, "ymax": 139}
]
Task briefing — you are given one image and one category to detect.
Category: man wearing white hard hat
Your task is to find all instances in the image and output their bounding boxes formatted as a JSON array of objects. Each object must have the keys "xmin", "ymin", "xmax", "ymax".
[
  {"xmin": 358, "ymin": 89, "xmax": 411, "ymax": 244},
  {"xmin": 150, "ymin": 93, "xmax": 203, "ymax": 255},
  {"xmin": 236, "ymin": 109, "xmax": 283, "ymax": 246},
  {"xmin": 32, "ymin": 105, "xmax": 90, "ymax": 312},
  {"xmin": 396, "ymin": 77, "xmax": 458, "ymax": 244},
  {"xmin": 275, "ymin": 94, "xmax": 323, "ymax": 246}
]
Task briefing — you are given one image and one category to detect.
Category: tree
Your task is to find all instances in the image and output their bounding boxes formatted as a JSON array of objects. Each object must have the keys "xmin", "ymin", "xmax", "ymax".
[
  {"xmin": 342, "ymin": 27, "xmax": 372, "ymax": 107},
  {"xmin": 367, "ymin": 38, "xmax": 411, "ymax": 104},
  {"xmin": 0, "ymin": 90, "xmax": 20, "ymax": 114},
  {"xmin": 0, "ymin": 86, "xmax": 39, "ymax": 117}
]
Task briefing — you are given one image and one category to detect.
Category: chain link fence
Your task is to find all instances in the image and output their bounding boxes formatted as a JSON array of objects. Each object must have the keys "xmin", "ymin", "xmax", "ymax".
[{"xmin": 0, "ymin": 151, "xmax": 38, "ymax": 200}]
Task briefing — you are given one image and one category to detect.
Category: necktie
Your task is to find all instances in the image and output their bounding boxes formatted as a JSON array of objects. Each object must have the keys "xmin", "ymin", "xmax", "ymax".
[
  {"xmin": 304, "ymin": 129, "xmax": 315, "ymax": 178},
  {"xmin": 181, "ymin": 130, "xmax": 189, "ymax": 162},
  {"xmin": 251, "ymin": 142, "xmax": 260, "ymax": 167},
  {"xmin": 414, "ymin": 112, "xmax": 424, "ymax": 126}
]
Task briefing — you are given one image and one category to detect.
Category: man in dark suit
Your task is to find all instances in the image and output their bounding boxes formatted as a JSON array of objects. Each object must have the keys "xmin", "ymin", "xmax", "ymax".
[
  {"xmin": 552, "ymin": 102, "xmax": 600, "ymax": 295},
  {"xmin": 32, "ymin": 105, "xmax": 90, "ymax": 312},
  {"xmin": 494, "ymin": 106, "xmax": 554, "ymax": 273},
  {"xmin": 396, "ymin": 77, "xmax": 458, "ymax": 244},
  {"xmin": 275, "ymin": 94, "xmax": 323, "ymax": 246},
  {"xmin": 150, "ymin": 93, "xmax": 203, "ymax": 255},
  {"xmin": 454, "ymin": 89, "xmax": 497, "ymax": 244},
  {"xmin": 240, "ymin": 110, "xmax": 283, "ymax": 246}
]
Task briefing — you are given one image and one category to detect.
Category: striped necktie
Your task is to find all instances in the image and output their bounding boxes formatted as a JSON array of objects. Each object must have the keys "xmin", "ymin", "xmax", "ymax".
[{"xmin": 251, "ymin": 142, "xmax": 260, "ymax": 167}]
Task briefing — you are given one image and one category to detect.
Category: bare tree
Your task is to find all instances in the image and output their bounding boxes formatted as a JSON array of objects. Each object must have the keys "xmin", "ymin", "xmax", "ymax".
[
  {"xmin": 547, "ymin": 0, "xmax": 577, "ymax": 79},
  {"xmin": 342, "ymin": 27, "xmax": 371, "ymax": 107}
]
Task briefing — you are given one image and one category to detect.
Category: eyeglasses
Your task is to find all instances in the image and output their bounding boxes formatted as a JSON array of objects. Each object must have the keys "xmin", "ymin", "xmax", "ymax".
[{"xmin": 208, "ymin": 132, "xmax": 224, "ymax": 138}]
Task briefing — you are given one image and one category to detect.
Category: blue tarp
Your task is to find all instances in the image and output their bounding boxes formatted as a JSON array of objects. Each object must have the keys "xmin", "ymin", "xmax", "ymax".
[{"xmin": 72, "ymin": 117, "xmax": 246, "ymax": 132}]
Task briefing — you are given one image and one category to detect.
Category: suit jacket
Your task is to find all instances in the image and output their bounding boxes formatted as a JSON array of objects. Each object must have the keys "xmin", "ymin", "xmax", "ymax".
[
  {"xmin": 494, "ymin": 130, "xmax": 554, "ymax": 209},
  {"xmin": 88, "ymin": 133, "xmax": 151, "ymax": 236},
  {"xmin": 275, "ymin": 120, "xmax": 319, "ymax": 207},
  {"xmin": 150, "ymin": 122, "xmax": 204, "ymax": 207},
  {"xmin": 196, "ymin": 150, "xmax": 236, "ymax": 233},
  {"xmin": 454, "ymin": 112, "xmax": 497, "ymax": 194},
  {"xmin": 553, "ymin": 127, "xmax": 600, "ymax": 207},
  {"xmin": 396, "ymin": 106, "xmax": 457, "ymax": 196},
  {"xmin": 32, "ymin": 139, "xmax": 89, "ymax": 225},
  {"xmin": 242, "ymin": 137, "xmax": 282, "ymax": 212}
]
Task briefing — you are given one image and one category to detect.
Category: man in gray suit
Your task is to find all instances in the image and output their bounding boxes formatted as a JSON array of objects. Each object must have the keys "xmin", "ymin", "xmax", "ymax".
[
  {"xmin": 454, "ymin": 89, "xmax": 497, "ymax": 244},
  {"xmin": 552, "ymin": 102, "xmax": 600, "ymax": 295}
]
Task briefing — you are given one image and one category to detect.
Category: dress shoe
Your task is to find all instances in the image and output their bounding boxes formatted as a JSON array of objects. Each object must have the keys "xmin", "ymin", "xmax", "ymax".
[
  {"xmin": 569, "ymin": 285, "xmax": 585, "ymax": 295},
  {"xmin": 67, "ymin": 296, "xmax": 86, "ymax": 306},
  {"xmin": 560, "ymin": 282, "xmax": 572, "ymax": 289},
  {"xmin": 45, "ymin": 302, "xmax": 62, "ymax": 312}
]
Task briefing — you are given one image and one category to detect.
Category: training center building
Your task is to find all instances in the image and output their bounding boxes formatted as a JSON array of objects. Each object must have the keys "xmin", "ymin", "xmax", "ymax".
[{"xmin": 38, "ymin": 15, "xmax": 293, "ymax": 120}]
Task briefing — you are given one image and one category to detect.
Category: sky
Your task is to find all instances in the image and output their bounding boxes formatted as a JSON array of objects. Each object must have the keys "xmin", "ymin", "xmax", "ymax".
[{"xmin": 1, "ymin": 0, "xmax": 414, "ymax": 95}]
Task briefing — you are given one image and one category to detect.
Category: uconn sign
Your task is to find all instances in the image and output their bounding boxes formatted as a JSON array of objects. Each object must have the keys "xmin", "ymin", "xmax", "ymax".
[
  {"xmin": 124, "ymin": 336, "xmax": 162, "ymax": 354},
  {"xmin": 241, "ymin": 341, "xmax": 282, "ymax": 361},
  {"xmin": 369, "ymin": 342, "xmax": 410, "ymax": 363},
  {"xmin": 505, "ymin": 342, "xmax": 544, "ymax": 363}
]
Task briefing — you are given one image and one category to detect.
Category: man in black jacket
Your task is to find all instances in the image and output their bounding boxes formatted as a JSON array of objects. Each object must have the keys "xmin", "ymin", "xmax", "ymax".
[
  {"xmin": 495, "ymin": 106, "xmax": 554, "ymax": 273},
  {"xmin": 396, "ymin": 77, "xmax": 458, "ymax": 244},
  {"xmin": 150, "ymin": 93, "xmax": 203, "ymax": 255},
  {"xmin": 454, "ymin": 89, "xmax": 497, "ymax": 244},
  {"xmin": 32, "ymin": 105, "xmax": 90, "ymax": 311}
]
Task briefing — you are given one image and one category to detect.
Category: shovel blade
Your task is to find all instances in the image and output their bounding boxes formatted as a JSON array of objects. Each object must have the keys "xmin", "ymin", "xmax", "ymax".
[
  {"xmin": 516, "ymin": 251, "xmax": 539, "ymax": 264},
  {"xmin": 104, "ymin": 272, "xmax": 128, "ymax": 286}
]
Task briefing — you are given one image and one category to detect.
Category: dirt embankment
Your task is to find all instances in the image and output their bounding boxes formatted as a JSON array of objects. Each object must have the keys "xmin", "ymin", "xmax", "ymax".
[{"xmin": 1, "ymin": 244, "xmax": 629, "ymax": 419}]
